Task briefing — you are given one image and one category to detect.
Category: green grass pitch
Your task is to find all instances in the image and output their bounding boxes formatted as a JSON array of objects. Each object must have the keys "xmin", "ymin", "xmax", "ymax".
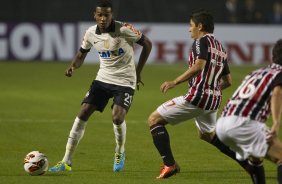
[{"xmin": 0, "ymin": 61, "xmax": 277, "ymax": 184}]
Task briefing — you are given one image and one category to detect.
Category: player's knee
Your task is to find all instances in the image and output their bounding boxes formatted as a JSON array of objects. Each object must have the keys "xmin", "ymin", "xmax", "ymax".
[
  {"xmin": 277, "ymin": 159, "xmax": 282, "ymax": 166},
  {"xmin": 112, "ymin": 115, "xmax": 124, "ymax": 125},
  {"xmin": 199, "ymin": 132, "xmax": 214, "ymax": 142},
  {"xmin": 78, "ymin": 110, "xmax": 91, "ymax": 121},
  {"xmin": 249, "ymin": 157, "xmax": 263, "ymax": 165},
  {"xmin": 267, "ymin": 154, "xmax": 282, "ymax": 165},
  {"xmin": 78, "ymin": 104, "xmax": 96, "ymax": 121},
  {"xmin": 148, "ymin": 113, "xmax": 158, "ymax": 127},
  {"xmin": 148, "ymin": 113, "xmax": 167, "ymax": 127},
  {"xmin": 266, "ymin": 140, "xmax": 282, "ymax": 164}
]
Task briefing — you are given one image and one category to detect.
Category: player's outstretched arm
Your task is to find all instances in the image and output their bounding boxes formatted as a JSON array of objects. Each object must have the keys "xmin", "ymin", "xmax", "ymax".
[
  {"xmin": 65, "ymin": 51, "xmax": 88, "ymax": 77},
  {"xmin": 174, "ymin": 59, "xmax": 206, "ymax": 85},
  {"xmin": 267, "ymin": 85, "xmax": 282, "ymax": 142},
  {"xmin": 136, "ymin": 35, "xmax": 152, "ymax": 90},
  {"xmin": 160, "ymin": 59, "xmax": 206, "ymax": 93}
]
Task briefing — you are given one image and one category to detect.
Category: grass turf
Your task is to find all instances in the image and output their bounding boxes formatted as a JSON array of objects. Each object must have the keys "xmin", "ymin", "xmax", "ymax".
[{"xmin": 0, "ymin": 61, "xmax": 277, "ymax": 184}]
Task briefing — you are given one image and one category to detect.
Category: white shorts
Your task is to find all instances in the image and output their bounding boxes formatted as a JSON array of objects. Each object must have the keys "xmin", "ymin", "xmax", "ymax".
[
  {"xmin": 157, "ymin": 96, "xmax": 217, "ymax": 133},
  {"xmin": 216, "ymin": 116, "xmax": 269, "ymax": 161}
]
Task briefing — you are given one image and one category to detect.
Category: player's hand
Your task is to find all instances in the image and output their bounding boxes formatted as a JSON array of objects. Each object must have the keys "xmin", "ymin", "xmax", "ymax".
[
  {"xmin": 65, "ymin": 66, "xmax": 75, "ymax": 77},
  {"xmin": 160, "ymin": 81, "xmax": 176, "ymax": 93},
  {"xmin": 266, "ymin": 128, "xmax": 278, "ymax": 143},
  {"xmin": 136, "ymin": 74, "xmax": 144, "ymax": 90},
  {"xmin": 137, "ymin": 81, "xmax": 144, "ymax": 91}
]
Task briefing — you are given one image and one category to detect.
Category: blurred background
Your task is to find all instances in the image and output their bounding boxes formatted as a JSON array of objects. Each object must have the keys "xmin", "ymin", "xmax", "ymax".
[
  {"xmin": 1, "ymin": 1, "xmax": 282, "ymax": 183},
  {"xmin": 2, "ymin": 0, "xmax": 282, "ymax": 23},
  {"xmin": 1, "ymin": 0, "xmax": 282, "ymax": 64}
]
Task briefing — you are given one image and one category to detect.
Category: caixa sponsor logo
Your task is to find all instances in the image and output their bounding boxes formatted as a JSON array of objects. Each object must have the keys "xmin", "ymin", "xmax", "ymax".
[{"xmin": 98, "ymin": 48, "xmax": 125, "ymax": 59}]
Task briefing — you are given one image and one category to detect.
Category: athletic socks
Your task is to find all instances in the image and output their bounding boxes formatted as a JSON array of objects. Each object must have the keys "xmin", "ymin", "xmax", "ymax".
[
  {"xmin": 248, "ymin": 161, "xmax": 265, "ymax": 184},
  {"xmin": 211, "ymin": 134, "xmax": 267, "ymax": 183},
  {"xmin": 150, "ymin": 124, "xmax": 175, "ymax": 166},
  {"xmin": 62, "ymin": 118, "xmax": 126, "ymax": 166},
  {"xmin": 62, "ymin": 117, "xmax": 87, "ymax": 166},
  {"xmin": 211, "ymin": 134, "xmax": 251, "ymax": 166},
  {"xmin": 211, "ymin": 134, "xmax": 254, "ymax": 174},
  {"xmin": 211, "ymin": 134, "xmax": 237, "ymax": 160},
  {"xmin": 113, "ymin": 121, "xmax": 126, "ymax": 154}
]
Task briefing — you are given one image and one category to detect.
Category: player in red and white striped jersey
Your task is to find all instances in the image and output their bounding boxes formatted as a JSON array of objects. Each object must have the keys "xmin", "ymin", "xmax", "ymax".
[
  {"xmin": 185, "ymin": 33, "xmax": 230, "ymax": 111},
  {"xmin": 216, "ymin": 39, "xmax": 282, "ymax": 184},
  {"xmin": 222, "ymin": 64, "xmax": 282, "ymax": 122},
  {"xmin": 148, "ymin": 9, "xmax": 250, "ymax": 179}
]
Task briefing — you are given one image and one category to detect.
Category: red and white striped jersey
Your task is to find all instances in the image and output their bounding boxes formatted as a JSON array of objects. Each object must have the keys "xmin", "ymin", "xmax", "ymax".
[
  {"xmin": 221, "ymin": 63, "xmax": 282, "ymax": 122},
  {"xmin": 184, "ymin": 34, "xmax": 230, "ymax": 110}
]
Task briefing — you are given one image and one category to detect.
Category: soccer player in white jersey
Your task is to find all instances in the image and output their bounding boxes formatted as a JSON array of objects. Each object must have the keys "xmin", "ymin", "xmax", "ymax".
[
  {"xmin": 49, "ymin": 0, "xmax": 152, "ymax": 172},
  {"xmin": 148, "ymin": 9, "xmax": 252, "ymax": 179},
  {"xmin": 216, "ymin": 39, "xmax": 282, "ymax": 184}
]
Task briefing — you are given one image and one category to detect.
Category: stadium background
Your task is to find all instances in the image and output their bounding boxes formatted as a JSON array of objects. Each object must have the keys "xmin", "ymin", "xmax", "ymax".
[
  {"xmin": 1, "ymin": 0, "xmax": 282, "ymax": 64},
  {"xmin": 1, "ymin": 0, "xmax": 279, "ymax": 23},
  {"xmin": 1, "ymin": 0, "xmax": 282, "ymax": 184}
]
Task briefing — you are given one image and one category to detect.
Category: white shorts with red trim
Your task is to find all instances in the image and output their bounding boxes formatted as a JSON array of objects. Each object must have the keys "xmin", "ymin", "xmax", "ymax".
[
  {"xmin": 157, "ymin": 96, "xmax": 217, "ymax": 133},
  {"xmin": 216, "ymin": 116, "xmax": 269, "ymax": 160}
]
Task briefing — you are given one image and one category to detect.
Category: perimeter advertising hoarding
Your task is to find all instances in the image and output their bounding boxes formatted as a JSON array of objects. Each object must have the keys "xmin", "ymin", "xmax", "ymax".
[{"xmin": 0, "ymin": 22, "xmax": 281, "ymax": 65}]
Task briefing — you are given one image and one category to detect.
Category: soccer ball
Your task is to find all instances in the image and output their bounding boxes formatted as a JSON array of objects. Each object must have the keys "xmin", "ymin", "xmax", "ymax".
[{"xmin": 23, "ymin": 151, "xmax": 48, "ymax": 176}]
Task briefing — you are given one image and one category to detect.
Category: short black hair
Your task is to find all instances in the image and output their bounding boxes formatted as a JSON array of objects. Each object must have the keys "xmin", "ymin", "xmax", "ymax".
[
  {"xmin": 190, "ymin": 9, "xmax": 214, "ymax": 33},
  {"xmin": 272, "ymin": 39, "xmax": 282, "ymax": 65},
  {"xmin": 96, "ymin": 0, "xmax": 113, "ymax": 10}
]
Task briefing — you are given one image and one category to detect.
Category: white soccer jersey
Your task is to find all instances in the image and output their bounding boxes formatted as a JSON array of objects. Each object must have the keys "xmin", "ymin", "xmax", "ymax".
[{"xmin": 81, "ymin": 21, "xmax": 143, "ymax": 89}]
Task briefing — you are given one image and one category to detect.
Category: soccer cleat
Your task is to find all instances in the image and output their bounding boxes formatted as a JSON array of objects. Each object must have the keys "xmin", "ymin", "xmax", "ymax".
[
  {"xmin": 48, "ymin": 161, "xmax": 72, "ymax": 172},
  {"xmin": 156, "ymin": 163, "xmax": 180, "ymax": 179},
  {"xmin": 113, "ymin": 152, "xmax": 125, "ymax": 172}
]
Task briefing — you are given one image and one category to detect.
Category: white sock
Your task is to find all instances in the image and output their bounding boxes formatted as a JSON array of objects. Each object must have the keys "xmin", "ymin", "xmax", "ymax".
[
  {"xmin": 113, "ymin": 121, "xmax": 126, "ymax": 154},
  {"xmin": 62, "ymin": 117, "xmax": 87, "ymax": 165}
]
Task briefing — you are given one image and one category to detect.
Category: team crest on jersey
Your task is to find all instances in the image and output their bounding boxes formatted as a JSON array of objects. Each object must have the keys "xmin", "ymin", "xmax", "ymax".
[
  {"xmin": 98, "ymin": 48, "xmax": 125, "ymax": 59},
  {"xmin": 104, "ymin": 40, "xmax": 110, "ymax": 49}
]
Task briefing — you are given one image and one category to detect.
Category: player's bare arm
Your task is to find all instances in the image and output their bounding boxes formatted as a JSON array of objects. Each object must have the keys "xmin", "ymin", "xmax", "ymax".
[
  {"xmin": 160, "ymin": 59, "xmax": 206, "ymax": 93},
  {"xmin": 267, "ymin": 85, "xmax": 282, "ymax": 142},
  {"xmin": 219, "ymin": 74, "xmax": 232, "ymax": 90},
  {"xmin": 65, "ymin": 51, "xmax": 88, "ymax": 77},
  {"xmin": 135, "ymin": 35, "xmax": 152, "ymax": 90}
]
